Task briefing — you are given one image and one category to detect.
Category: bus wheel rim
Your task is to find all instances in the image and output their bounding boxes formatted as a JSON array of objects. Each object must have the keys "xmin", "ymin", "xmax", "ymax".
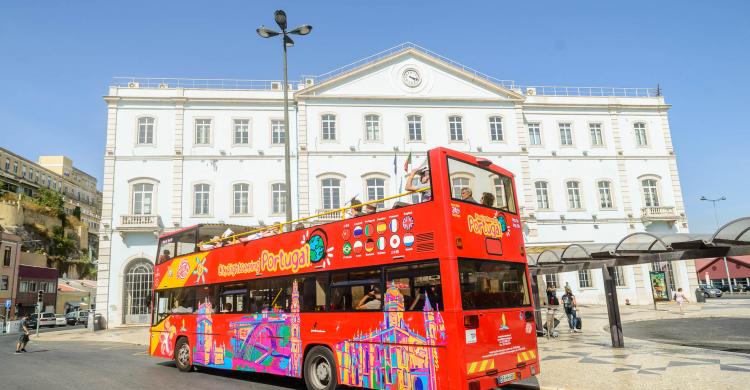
[
  {"xmin": 311, "ymin": 356, "xmax": 331, "ymax": 387},
  {"xmin": 178, "ymin": 344, "xmax": 190, "ymax": 366}
]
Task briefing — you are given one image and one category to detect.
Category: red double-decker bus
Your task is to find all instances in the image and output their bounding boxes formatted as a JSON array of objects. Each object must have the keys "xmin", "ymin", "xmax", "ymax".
[{"xmin": 149, "ymin": 147, "xmax": 538, "ymax": 389}]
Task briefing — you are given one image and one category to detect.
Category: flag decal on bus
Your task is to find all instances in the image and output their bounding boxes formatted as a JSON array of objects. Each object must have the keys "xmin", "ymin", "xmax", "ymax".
[
  {"xmin": 353, "ymin": 226, "xmax": 363, "ymax": 237},
  {"xmin": 377, "ymin": 237, "xmax": 386, "ymax": 251},
  {"xmin": 403, "ymin": 234, "xmax": 415, "ymax": 247}
]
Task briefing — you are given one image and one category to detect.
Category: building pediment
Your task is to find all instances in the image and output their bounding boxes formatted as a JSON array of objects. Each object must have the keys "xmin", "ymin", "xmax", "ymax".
[{"xmin": 296, "ymin": 46, "xmax": 524, "ymax": 102}]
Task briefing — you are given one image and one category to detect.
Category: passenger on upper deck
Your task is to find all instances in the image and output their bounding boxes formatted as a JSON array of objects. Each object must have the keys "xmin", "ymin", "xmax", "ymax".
[
  {"xmin": 362, "ymin": 203, "xmax": 377, "ymax": 214},
  {"xmin": 480, "ymin": 192, "xmax": 495, "ymax": 207},
  {"xmin": 348, "ymin": 198, "xmax": 365, "ymax": 218},
  {"xmin": 405, "ymin": 168, "xmax": 432, "ymax": 202},
  {"xmin": 460, "ymin": 187, "xmax": 477, "ymax": 203},
  {"xmin": 159, "ymin": 249, "xmax": 171, "ymax": 262}
]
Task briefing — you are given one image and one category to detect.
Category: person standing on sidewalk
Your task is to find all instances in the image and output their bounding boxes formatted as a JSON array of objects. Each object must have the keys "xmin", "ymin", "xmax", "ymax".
[
  {"xmin": 675, "ymin": 288, "xmax": 689, "ymax": 314},
  {"xmin": 15, "ymin": 313, "xmax": 30, "ymax": 354},
  {"xmin": 561, "ymin": 287, "xmax": 580, "ymax": 333}
]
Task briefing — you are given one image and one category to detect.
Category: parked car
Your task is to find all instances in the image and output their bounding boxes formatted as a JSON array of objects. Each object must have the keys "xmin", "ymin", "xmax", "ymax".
[
  {"xmin": 55, "ymin": 314, "xmax": 67, "ymax": 327},
  {"xmin": 715, "ymin": 284, "xmax": 731, "ymax": 293},
  {"xmin": 698, "ymin": 284, "xmax": 723, "ymax": 298},
  {"xmin": 28, "ymin": 312, "xmax": 57, "ymax": 328},
  {"xmin": 65, "ymin": 310, "xmax": 89, "ymax": 326}
]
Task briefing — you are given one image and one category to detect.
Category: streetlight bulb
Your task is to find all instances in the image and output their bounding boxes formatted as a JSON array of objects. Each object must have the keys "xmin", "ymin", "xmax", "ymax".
[
  {"xmin": 700, "ymin": 196, "xmax": 707, "ymax": 201},
  {"xmin": 257, "ymin": 26, "xmax": 280, "ymax": 38},
  {"xmin": 274, "ymin": 10, "xmax": 288, "ymax": 30},
  {"xmin": 284, "ymin": 35, "xmax": 295, "ymax": 47},
  {"xmin": 720, "ymin": 196, "xmax": 727, "ymax": 200},
  {"xmin": 289, "ymin": 25, "xmax": 313, "ymax": 35}
]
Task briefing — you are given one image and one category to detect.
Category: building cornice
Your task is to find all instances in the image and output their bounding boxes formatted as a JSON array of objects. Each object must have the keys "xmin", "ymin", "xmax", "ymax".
[{"xmin": 523, "ymin": 103, "xmax": 672, "ymax": 111}]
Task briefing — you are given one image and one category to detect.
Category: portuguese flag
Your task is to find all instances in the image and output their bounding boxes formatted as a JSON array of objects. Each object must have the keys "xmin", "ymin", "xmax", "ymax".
[{"xmin": 403, "ymin": 152, "xmax": 412, "ymax": 172}]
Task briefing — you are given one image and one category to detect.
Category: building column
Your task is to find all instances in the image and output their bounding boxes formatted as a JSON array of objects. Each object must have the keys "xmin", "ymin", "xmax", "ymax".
[
  {"xmin": 171, "ymin": 97, "xmax": 186, "ymax": 228},
  {"xmin": 609, "ymin": 105, "xmax": 636, "ymax": 232},
  {"xmin": 96, "ymin": 96, "xmax": 120, "ymax": 329},
  {"xmin": 515, "ymin": 104, "xmax": 537, "ymax": 238},
  {"xmin": 296, "ymin": 101, "xmax": 310, "ymax": 218}
]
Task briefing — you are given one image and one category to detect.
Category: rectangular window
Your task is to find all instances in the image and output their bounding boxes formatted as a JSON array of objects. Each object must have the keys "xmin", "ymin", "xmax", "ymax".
[
  {"xmin": 535, "ymin": 181, "xmax": 550, "ymax": 209},
  {"xmin": 527, "ymin": 123, "xmax": 541, "ymax": 145},
  {"xmin": 449, "ymin": 116, "xmax": 463, "ymax": 141},
  {"xmin": 300, "ymin": 274, "xmax": 329, "ymax": 312},
  {"xmin": 330, "ymin": 268, "xmax": 382, "ymax": 311},
  {"xmin": 3, "ymin": 246, "xmax": 11, "ymax": 266},
  {"xmin": 559, "ymin": 123, "xmax": 573, "ymax": 146},
  {"xmin": 22, "ymin": 165, "xmax": 26, "ymax": 178},
  {"xmin": 589, "ymin": 123, "xmax": 603, "ymax": 146},
  {"xmin": 271, "ymin": 120, "xmax": 285, "ymax": 145},
  {"xmin": 233, "ymin": 183, "xmax": 250, "ymax": 214},
  {"xmin": 195, "ymin": 119, "xmax": 211, "ymax": 145},
  {"xmin": 28, "ymin": 281, "xmax": 36, "ymax": 292},
  {"xmin": 642, "ymin": 179, "xmax": 660, "ymax": 207},
  {"xmin": 132, "ymin": 183, "xmax": 154, "ymax": 215},
  {"xmin": 194, "ymin": 184, "xmax": 210, "ymax": 215},
  {"xmin": 407, "ymin": 115, "xmax": 422, "ymax": 141},
  {"xmin": 579, "ymin": 269, "xmax": 592, "ymax": 288},
  {"xmin": 47, "ymin": 282, "xmax": 55, "ymax": 293},
  {"xmin": 40, "ymin": 282, "xmax": 48, "ymax": 294},
  {"xmin": 613, "ymin": 267, "xmax": 627, "ymax": 287},
  {"xmin": 544, "ymin": 274, "xmax": 559, "ymax": 289},
  {"xmin": 233, "ymin": 119, "xmax": 249, "ymax": 144},
  {"xmin": 489, "ymin": 116, "xmax": 503, "ymax": 141},
  {"xmin": 634, "ymin": 123, "xmax": 648, "ymax": 146},
  {"xmin": 1, "ymin": 276, "xmax": 8, "ymax": 290},
  {"xmin": 137, "ymin": 117, "xmax": 155, "ymax": 144},
  {"xmin": 447, "ymin": 157, "xmax": 517, "ymax": 213},
  {"xmin": 321, "ymin": 114, "xmax": 336, "ymax": 141},
  {"xmin": 364, "ymin": 114, "xmax": 380, "ymax": 141},
  {"xmin": 458, "ymin": 259, "xmax": 531, "ymax": 309},
  {"xmin": 566, "ymin": 181, "xmax": 582, "ymax": 209},
  {"xmin": 321, "ymin": 178, "xmax": 341, "ymax": 210},
  {"xmin": 13, "ymin": 161, "xmax": 18, "ymax": 174},
  {"xmin": 20, "ymin": 281, "xmax": 28, "ymax": 292},
  {"xmin": 385, "ymin": 261, "xmax": 443, "ymax": 311},
  {"xmin": 218, "ymin": 283, "xmax": 247, "ymax": 313},
  {"xmin": 598, "ymin": 181, "xmax": 614, "ymax": 208},
  {"xmin": 365, "ymin": 178, "xmax": 386, "ymax": 208},
  {"xmin": 272, "ymin": 183, "xmax": 286, "ymax": 214},
  {"xmin": 4, "ymin": 158, "xmax": 8, "ymax": 171}
]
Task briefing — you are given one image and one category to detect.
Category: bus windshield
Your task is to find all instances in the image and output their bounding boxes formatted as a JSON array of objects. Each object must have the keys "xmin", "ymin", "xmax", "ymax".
[{"xmin": 447, "ymin": 157, "xmax": 516, "ymax": 213}]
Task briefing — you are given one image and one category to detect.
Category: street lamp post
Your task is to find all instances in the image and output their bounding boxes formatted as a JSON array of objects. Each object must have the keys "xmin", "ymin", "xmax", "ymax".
[
  {"xmin": 700, "ymin": 195, "xmax": 732, "ymax": 293},
  {"xmin": 257, "ymin": 10, "xmax": 313, "ymax": 230}
]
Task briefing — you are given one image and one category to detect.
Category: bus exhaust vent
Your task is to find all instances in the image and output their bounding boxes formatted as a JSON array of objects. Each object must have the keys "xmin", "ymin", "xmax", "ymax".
[{"xmin": 415, "ymin": 232, "xmax": 435, "ymax": 252}]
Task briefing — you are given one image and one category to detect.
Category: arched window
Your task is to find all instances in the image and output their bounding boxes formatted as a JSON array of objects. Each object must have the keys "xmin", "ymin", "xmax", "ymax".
[
  {"xmin": 449, "ymin": 116, "xmax": 463, "ymax": 141},
  {"xmin": 124, "ymin": 259, "xmax": 153, "ymax": 323},
  {"xmin": 194, "ymin": 183, "xmax": 211, "ymax": 215},
  {"xmin": 641, "ymin": 178, "xmax": 660, "ymax": 207},
  {"xmin": 364, "ymin": 114, "xmax": 380, "ymax": 141},
  {"xmin": 535, "ymin": 181, "xmax": 550, "ymax": 209},
  {"xmin": 407, "ymin": 115, "xmax": 422, "ymax": 141},
  {"xmin": 489, "ymin": 116, "xmax": 503, "ymax": 141},
  {"xmin": 597, "ymin": 180, "xmax": 614, "ymax": 209},
  {"xmin": 365, "ymin": 177, "xmax": 386, "ymax": 207},
  {"xmin": 132, "ymin": 183, "xmax": 154, "ymax": 215},
  {"xmin": 233, "ymin": 183, "xmax": 250, "ymax": 215},
  {"xmin": 137, "ymin": 117, "xmax": 155, "ymax": 145},
  {"xmin": 634, "ymin": 122, "xmax": 648, "ymax": 146},
  {"xmin": 566, "ymin": 181, "xmax": 583, "ymax": 209},
  {"xmin": 321, "ymin": 114, "xmax": 336, "ymax": 141},
  {"xmin": 271, "ymin": 183, "xmax": 286, "ymax": 214},
  {"xmin": 321, "ymin": 178, "xmax": 342, "ymax": 210}
]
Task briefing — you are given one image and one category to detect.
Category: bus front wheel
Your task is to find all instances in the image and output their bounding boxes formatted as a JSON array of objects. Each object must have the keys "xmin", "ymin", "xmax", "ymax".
[
  {"xmin": 175, "ymin": 337, "xmax": 193, "ymax": 372},
  {"xmin": 304, "ymin": 346, "xmax": 338, "ymax": 390}
]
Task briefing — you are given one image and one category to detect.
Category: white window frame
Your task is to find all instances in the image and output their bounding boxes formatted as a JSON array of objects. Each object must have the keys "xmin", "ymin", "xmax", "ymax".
[
  {"xmin": 232, "ymin": 118, "xmax": 251, "ymax": 146},
  {"xmin": 565, "ymin": 180, "xmax": 583, "ymax": 210},
  {"xmin": 597, "ymin": 180, "xmax": 615, "ymax": 209},
  {"xmin": 578, "ymin": 269, "xmax": 593, "ymax": 288},
  {"xmin": 194, "ymin": 118, "xmax": 213, "ymax": 146},
  {"xmin": 450, "ymin": 174, "xmax": 473, "ymax": 198},
  {"xmin": 640, "ymin": 175, "xmax": 661, "ymax": 207},
  {"xmin": 127, "ymin": 178, "xmax": 158, "ymax": 216},
  {"xmin": 363, "ymin": 114, "xmax": 381, "ymax": 142},
  {"xmin": 362, "ymin": 173, "xmax": 388, "ymax": 208},
  {"xmin": 544, "ymin": 274, "xmax": 559, "ymax": 289},
  {"xmin": 488, "ymin": 115, "xmax": 504, "ymax": 142},
  {"xmin": 318, "ymin": 174, "xmax": 345, "ymax": 210},
  {"xmin": 321, "ymin": 113, "xmax": 337, "ymax": 142},
  {"xmin": 589, "ymin": 122, "xmax": 604, "ymax": 147},
  {"xmin": 192, "ymin": 182, "xmax": 212, "ymax": 216},
  {"xmin": 270, "ymin": 182, "xmax": 287, "ymax": 216},
  {"xmin": 406, "ymin": 114, "xmax": 423, "ymax": 142},
  {"xmin": 534, "ymin": 181, "xmax": 551, "ymax": 210},
  {"xmin": 448, "ymin": 115, "xmax": 464, "ymax": 142},
  {"xmin": 559, "ymin": 122, "xmax": 574, "ymax": 147},
  {"xmin": 231, "ymin": 182, "xmax": 252, "ymax": 216},
  {"xmin": 135, "ymin": 116, "xmax": 156, "ymax": 146},
  {"xmin": 613, "ymin": 266, "xmax": 627, "ymax": 287},
  {"xmin": 634, "ymin": 122, "xmax": 648, "ymax": 147},
  {"xmin": 271, "ymin": 119, "xmax": 286, "ymax": 146}
]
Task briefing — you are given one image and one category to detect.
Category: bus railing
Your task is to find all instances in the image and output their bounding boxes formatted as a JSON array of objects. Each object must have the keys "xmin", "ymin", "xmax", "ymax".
[{"xmin": 200, "ymin": 187, "xmax": 431, "ymax": 247}]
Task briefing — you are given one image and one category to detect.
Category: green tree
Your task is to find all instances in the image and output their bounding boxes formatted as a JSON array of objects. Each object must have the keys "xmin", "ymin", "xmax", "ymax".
[
  {"xmin": 35, "ymin": 189, "xmax": 64, "ymax": 212},
  {"xmin": 49, "ymin": 226, "xmax": 76, "ymax": 258}
]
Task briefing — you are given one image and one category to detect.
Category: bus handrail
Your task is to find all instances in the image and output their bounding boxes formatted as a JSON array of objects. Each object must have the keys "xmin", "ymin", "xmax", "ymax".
[{"xmin": 199, "ymin": 186, "xmax": 431, "ymax": 247}]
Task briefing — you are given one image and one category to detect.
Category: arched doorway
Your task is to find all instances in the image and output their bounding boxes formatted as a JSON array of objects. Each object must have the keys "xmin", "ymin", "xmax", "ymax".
[{"xmin": 123, "ymin": 259, "xmax": 153, "ymax": 324}]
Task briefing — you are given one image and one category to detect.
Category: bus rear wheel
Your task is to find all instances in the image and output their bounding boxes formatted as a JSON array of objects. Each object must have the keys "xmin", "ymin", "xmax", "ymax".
[
  {"xmin": 304, "ymin": 346, "xmax": 337, "ymax": 390},
  {"xmin": 175, "ymin": 337, "xmax": 193, "ymax": 372}
]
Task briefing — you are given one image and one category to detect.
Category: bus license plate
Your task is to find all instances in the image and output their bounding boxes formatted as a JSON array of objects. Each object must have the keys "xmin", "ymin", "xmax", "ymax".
[{"xmin": 496, "ymin": 373, "xmax": 516, "ymax": 385}]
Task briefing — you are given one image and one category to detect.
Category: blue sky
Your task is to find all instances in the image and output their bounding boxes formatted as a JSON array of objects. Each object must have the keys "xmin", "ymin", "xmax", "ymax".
[{"xmin": 1, "ymin": 0, "xmax": 748, "ymax": 233}]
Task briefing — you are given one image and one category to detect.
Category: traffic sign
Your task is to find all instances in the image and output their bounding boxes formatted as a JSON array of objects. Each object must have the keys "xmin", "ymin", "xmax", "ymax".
[{"xmin": 4, "ymin": 299, "xmax": 10, "ymax": 310}]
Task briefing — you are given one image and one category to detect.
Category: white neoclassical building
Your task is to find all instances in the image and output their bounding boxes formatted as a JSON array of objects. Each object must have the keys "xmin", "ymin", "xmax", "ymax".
[{"xmin": 97, "ymin": 43, "xmax": 697, "ymax": 327}]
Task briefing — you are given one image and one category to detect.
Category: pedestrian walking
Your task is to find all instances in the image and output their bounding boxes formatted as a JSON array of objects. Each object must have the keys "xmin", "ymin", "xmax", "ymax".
[
  {"xmin": 561, "ymin": 287, "xmax": 581, "ymax": 333},
  {"xmin": 15, "ymin": 313, "xmax": 30, "ymax": 354},
  {"xmin": 675, "ymin": 288, "xmax": 689, "ymax": 314}
]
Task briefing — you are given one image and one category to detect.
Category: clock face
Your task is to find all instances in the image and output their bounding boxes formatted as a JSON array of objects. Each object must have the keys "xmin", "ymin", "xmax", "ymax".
[{"xmin": 402, "ymin": 68, "xmax": 422, "ymax": 87}]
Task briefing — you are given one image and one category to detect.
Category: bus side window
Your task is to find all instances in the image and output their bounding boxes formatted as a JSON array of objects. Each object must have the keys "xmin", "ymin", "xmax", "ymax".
[
  {"xmin": 302, "ymin": 275, "xmax": 329, "ymax": 312},
  {"xmin": 248, "ymin": 278, "xmax": 269, "ymax": 313},
  {"xmin": 194, "ymin": 285, "xmax": 217, "ymax": 313},
  {"xmin": 330, "ymin": 268, "xmax": 382, "ymax": 311},
  {"xmin": 386, "ymin": 261, "xmax": 443, "ymax": 311},
  {"xmin": 218, "ymin": 283, "xmax": 246, "ymax": 313}
]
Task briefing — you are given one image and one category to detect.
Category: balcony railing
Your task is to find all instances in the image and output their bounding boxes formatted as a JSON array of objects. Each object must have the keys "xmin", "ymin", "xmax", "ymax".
[
  {"xmin": 641, "ymin": 206, "xmax": 678, "ymax": 221},
  {"xmin": 314, "ymin": 210, "xmax": 343, "ymax": 222},
  {"xmin": 119, "ymin": 214, "xmax": 160, "ymax": 232}
]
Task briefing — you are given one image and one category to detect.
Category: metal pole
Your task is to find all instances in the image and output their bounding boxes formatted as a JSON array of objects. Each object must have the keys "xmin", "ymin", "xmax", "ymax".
[
  {"xmin": 35, "ymin": 301, "xmax": 40, "ymax": 337},
  {"xmin": 710, "ymin": 199, "xmax": 733, "ymax": 293},
  {"xmin": 282, "ymin": 34, "xmax": 293, "ymax": 231}
]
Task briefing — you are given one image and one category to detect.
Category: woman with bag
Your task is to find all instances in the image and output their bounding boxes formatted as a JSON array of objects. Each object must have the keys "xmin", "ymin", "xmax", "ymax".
[{"xmin": 561, "ymin": 287, "xmax": 581, "ymax": 333}]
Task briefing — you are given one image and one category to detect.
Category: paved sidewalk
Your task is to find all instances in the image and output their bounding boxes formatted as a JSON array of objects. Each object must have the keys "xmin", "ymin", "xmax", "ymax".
[
  {"xmin": 535, "ymin": 300, "xmax": 750, "ymax": 389},
  {"xmin": 33, "ymin": 325, "xmax": 149, "ymax": 346}
]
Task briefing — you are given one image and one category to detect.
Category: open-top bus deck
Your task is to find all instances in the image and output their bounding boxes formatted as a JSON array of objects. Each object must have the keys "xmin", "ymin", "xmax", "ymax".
[{"xmin": 149, "ymin": 147, "xmax": 538, "ymax": 390}]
